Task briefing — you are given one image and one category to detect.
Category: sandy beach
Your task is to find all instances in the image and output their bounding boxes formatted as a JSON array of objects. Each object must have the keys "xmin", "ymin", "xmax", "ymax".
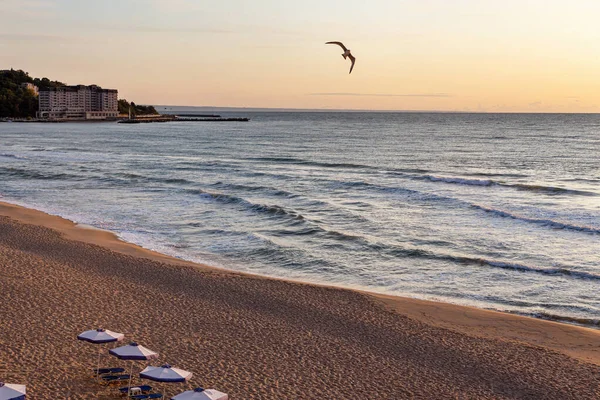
[{"xmin": 1, "ymin": 201, "xmax": 599, "ymax": 399}]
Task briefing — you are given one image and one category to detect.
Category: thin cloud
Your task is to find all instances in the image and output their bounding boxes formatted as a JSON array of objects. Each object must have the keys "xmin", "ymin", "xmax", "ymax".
[
  {"xmin": 120, "ymin": 26, "xmax": 233, "ymax": 34},
  {"xmin": 99, "ymin": 23, "xmax": 302, "ymax": 36},
  {"xmin": 0, "ymin": 33, "xmax": 64, "ymax": 41},
  {"xmin": 309, "ymin": 93, "xmax": 453, "ymax": 98}
]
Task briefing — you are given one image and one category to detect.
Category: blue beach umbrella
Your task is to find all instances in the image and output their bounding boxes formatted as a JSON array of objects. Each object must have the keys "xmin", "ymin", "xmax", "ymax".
[
  {"xmin": 109, "ymin": 342, "xmax": 159, "ymax": 395},
  {"xmin": 171, "ymin": 388, "xmax": 228, "ymax": 400},
  {"xmin": 0, "ymin": 382, "xmax": 26, "ymax": 400},
  {"xmin": 77, "ymin": 328, "xmax": 125, "ymax": 377},
  {"xmin": 140, "ymin": 364, "xmax": 193, "ymax": 398}
]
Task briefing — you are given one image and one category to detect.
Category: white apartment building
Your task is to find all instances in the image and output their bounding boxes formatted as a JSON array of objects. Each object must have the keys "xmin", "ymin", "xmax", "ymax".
[{"xmin": 37, "ymin": 85, "xmax": 118, "ymax": 120}]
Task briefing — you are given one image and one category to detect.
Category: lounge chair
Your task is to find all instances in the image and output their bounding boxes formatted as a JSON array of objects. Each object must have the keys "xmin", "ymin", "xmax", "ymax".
[
  {"xmin": 101, "ymin": 374, "xmax": 131, "ymax": 384},
  {"xmin": 131, "ymin": 394, "xmax": 162, "ymax": 400},
  {"xmin": 94, "ymin": 367, "xmax": 125, "ymax": 375},
  {"xmin": 119, "ymin": 385, "xmax": 153, "ymax": 395}
]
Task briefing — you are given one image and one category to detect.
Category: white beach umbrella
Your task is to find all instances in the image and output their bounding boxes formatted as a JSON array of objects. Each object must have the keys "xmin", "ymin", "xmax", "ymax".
[
  {"xmin": 109, "ymin": 342, "xmax": 158, "ymax": 361},
  {"xmin": 109, "ymin": 342, "xmax": 158, "ymax": 395},
  {"xmin": 171, "ymin": 388, "xmax": 228, "ymax": 400},
  {"xmin": 0, "ymin": 382, "xmax": 26, "ymax": 400},
  {"xmin": 140, "ymin": 365, "xmax": 192, "ymax": 383},
  {"xmin": 78, "ymin": 328, "xmax": 125, "ymax": 344},
  {"xmin": 140, "ymin": 364, "xmax": 193, "ymax": 398},
  {"xmin": 77, "ymin": 328, "xmax": 125, "ymax": 377}
]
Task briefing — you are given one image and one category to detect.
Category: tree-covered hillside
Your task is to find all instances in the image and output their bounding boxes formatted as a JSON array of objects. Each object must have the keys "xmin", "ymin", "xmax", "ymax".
[
  {"xmin": 0, "ymin": 69, "xmax": 65, "ymax": 118},
  {"xmin": 118, "ymin": 99, "xmax": 159, "ymax": 116}
]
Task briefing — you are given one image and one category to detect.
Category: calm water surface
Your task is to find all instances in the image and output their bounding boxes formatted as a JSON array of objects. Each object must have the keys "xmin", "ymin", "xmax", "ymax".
[{"xmin": 1, "ymin": 112, "xmax": 599, "ymax": 326}]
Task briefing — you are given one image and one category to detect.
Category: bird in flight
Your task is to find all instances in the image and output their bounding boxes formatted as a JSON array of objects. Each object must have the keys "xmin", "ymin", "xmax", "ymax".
[{"xmin": 326, "ymin": 41, "xmax": 356, "ymax": 74}]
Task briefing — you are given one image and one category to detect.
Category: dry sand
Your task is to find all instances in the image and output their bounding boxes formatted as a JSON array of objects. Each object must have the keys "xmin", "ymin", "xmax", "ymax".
[{"xmin": 1, "ymin": 201, "xmax": 599, "ymax": 399}]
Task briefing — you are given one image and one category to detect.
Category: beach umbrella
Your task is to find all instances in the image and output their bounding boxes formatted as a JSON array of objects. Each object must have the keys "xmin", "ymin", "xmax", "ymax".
[
  {"xmin": 171, "ymin": 388, "xmax": 228, "ymax": 400},
  {"xmin": 0, "ymin": 382, "xmax": 26, "ymax": 400},
  {"xmin": 78, "ymin": 328, "xmax": 125, "ymax": 344},
  {"xmin": 77, "ymin": 328, "xmax": 125, "ymax": 377},
  {"xmin": 140, "ymin": 364, "xmax": 193, "ymax": 398},
  {"xmin": 109, "ymin": 342, "xmax": 158, "ymax": 395}
]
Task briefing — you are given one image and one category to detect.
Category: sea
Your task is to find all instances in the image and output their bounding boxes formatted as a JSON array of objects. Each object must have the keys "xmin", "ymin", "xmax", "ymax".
[{"xmin": 1, "ymin": 112, "xmax": 599, "ymax": 327}]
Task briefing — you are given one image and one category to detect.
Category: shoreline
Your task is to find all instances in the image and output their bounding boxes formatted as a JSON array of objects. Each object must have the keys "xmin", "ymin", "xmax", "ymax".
[
  {"xmin": 1, "ymin": 200, "xmax": 597, "ymax": 325},
  {"xmin": 1, "ymin": 199, "xmax": 600, "ymax": 367},
  {"xmin": 0, "ymin": 199, "xmax": 597, "ymax": 330}
]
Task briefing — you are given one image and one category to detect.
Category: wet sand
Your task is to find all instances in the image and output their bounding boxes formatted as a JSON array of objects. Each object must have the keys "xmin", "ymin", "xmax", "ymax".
[{"xmin": 1, "ymin": 201, "xmax": 599, "ymax": 399}]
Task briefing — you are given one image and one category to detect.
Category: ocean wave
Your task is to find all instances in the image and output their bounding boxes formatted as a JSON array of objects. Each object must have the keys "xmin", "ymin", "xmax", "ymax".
[
  {"xmin": 0, "ymin": 167, "xmax": 81, "ymax": 181},
  {"xmin": 210, "ymin": 182, "xmax": 299, "ymax": 198},
  {"xmin": 0, "ymin": 153, "xmax": 28, "ymax": 160},
  {"xmin": 511, "ymin": 183, "xmax": 596, "ymax": 196},
  {"xmin": 421, "ymin": 175, "xmax": 494, "ymax": 186},
  {"xmin": 250, "ymin": 203, "xmax": 305, "ymax": 219},
  {"xmin": 320, "ymin": 179, "xmax": 599, "ymax": 237},
  {"xmin": 302, "ymin": 161, "xmax": 375, "ymax": 169},
  {"xmin": 184, "ymin": 188, "xmax": 306, "ymax": 221},
  {"xmin": 468, "ymin": 172, "xmax": 530, "ymax": 178},
  {"xmin": 417, "ymin": 174, "xmax": 597, "ymax": 196},
  {"xmin": 100, "ymin": 172, "xmax": 196, "ymax": 186},
  {"xmin": 242, "ymin": 171, "xmax": 297, "ymax": 181},
  {"xmin": 562, "ymin": 177, "xmax": 600, "ymax": 184},
  {"xmin": 385, "ymin": 246, "xmax": 600, "ymax": 282},
  {"xmin": 246, "ymin": 214, "xmax": 600, "ymax": 280},
  {"xmin": 262, "ymin": 222, "xmax": 600, "ymax": 283},
  {"xmin": 329, "ymin": 180, "xmax": 456, "ymax": 204},
  {"xmin": 509, "ymin": 311, "xmax": 600, "ymax": 328},
  {"xmin": 246, "ymin": 156, "xmax": 373, "ymax": 170},
  {"xmin": 245, "ymin": 156, "xmax": 308, "ymax": 164},
  {"xmin": 329, "ymin": 180, "xmax": 417, "ymax": 194},
  {"xmin": 479, "ymin": 260, "xmax": 600, "ymax": 281},
  {"xmin": 269, "ymin": 158, "xmax": 425, "ymax": 179},
  {"xmin": 383, "ymin": 168, "xmax": 431, "ymax": 176},
  {"xmin": 472, "ymin": 204, "xmax": 600, "ymax": 234},
  {"xmin": 270, "ymin": 227, "xmax": 323, "ymax": 236},
  {"xmin": 292, "ymin": 227, "xmax": 600, "ymax": 282}
]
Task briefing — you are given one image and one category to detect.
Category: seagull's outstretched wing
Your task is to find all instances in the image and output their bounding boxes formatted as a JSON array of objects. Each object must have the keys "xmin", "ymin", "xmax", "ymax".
[
  {"xmin": 348, "ymin": 53, "xmax": 356, "ymax": 74},
  {"xmin": 326, "ymin": 41, "xmax": 348, "ymax": 51}
]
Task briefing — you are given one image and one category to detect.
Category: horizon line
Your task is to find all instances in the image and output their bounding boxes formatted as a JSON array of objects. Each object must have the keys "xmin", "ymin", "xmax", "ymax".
[
  {"xmin": 153, "ymin": 105, "xmax": 600, "ymax": 114},
  {"xmin": 307, "ymin": 92, "xmax": 454, "ymax": 98}
]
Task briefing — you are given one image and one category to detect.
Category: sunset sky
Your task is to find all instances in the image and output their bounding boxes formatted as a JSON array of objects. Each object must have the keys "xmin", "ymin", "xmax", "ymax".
[{"xmin": 1, "ymin": 0, "xmax": 599, "ymax": 112}]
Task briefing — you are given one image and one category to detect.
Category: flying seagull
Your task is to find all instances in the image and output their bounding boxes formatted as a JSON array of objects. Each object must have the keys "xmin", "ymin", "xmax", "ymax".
[{"xmin": 326, "ymin": 41, "xmax": 356, "ymax": 74}]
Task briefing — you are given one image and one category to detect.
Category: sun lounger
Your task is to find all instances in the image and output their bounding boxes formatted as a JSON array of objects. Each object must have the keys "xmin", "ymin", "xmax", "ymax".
[
  {"xmin": 119, "ymin": 385, "xmax": 153, "ymax": 395},
  {"xmin": 101, "ymin": 374, "xmax": 131, "ymax": 384},
  {"xmin": 94, "ymin": 367, "xmax": 125, "ymax": 375},
  {"xmin": 130, "ymin": 394, "xmax": 162, "ymax": 400}
]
